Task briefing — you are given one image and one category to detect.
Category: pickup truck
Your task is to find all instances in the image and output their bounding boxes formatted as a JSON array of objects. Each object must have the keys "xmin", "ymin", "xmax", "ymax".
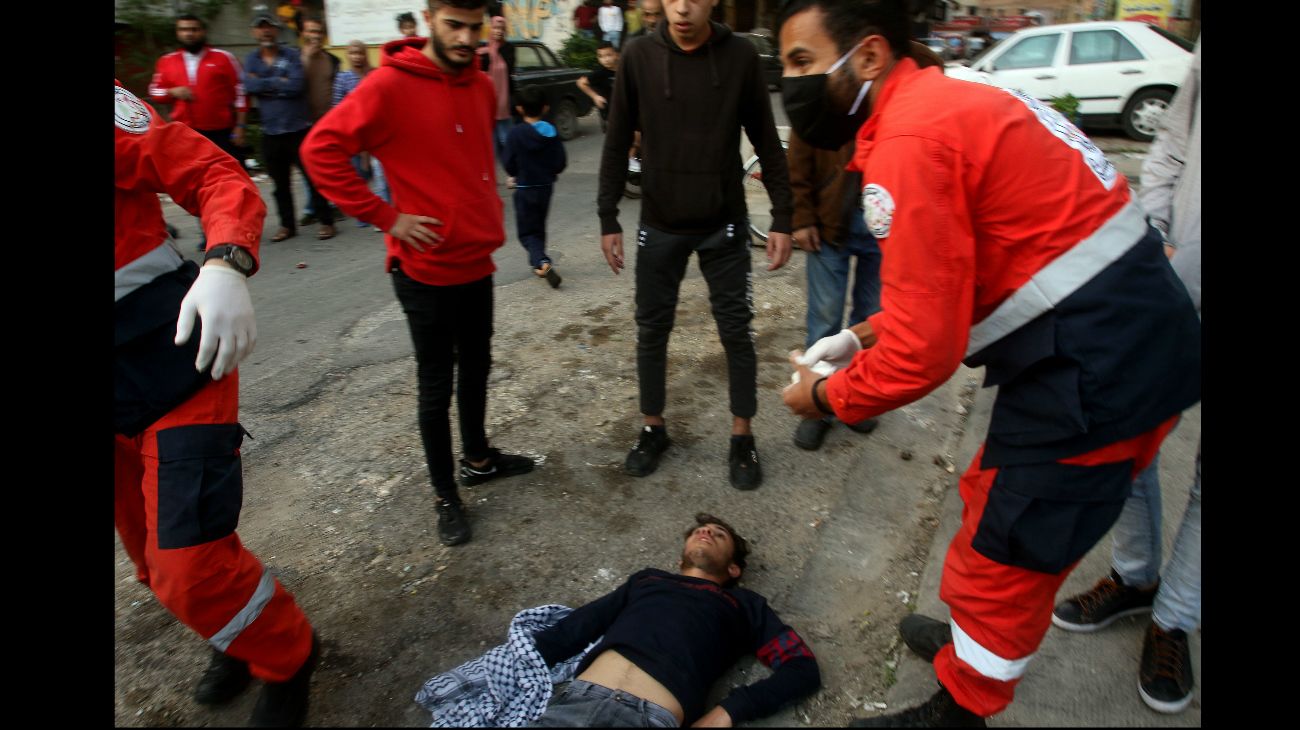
[{"xmin": 489, "ymin": 40, "xmax": 595, "ymax": 141}]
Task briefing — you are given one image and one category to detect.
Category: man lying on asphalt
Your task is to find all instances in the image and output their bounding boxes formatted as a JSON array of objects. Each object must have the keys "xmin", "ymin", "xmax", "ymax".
[{"xmin": 529, "ymin": 513, "xmax": 821, "ymax": 727}]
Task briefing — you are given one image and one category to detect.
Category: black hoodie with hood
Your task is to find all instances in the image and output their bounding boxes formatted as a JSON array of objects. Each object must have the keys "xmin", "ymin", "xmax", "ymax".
[{"xmin": 596, "ymin": 19, "xmax": 793, "ymax": 237}]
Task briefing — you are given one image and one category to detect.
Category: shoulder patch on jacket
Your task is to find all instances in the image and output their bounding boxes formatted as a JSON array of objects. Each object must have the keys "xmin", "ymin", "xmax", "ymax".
[
  {"xmin": 116, "ymin": 86, "xmax": 151, "ymax": 134},
  {"xmin": 862, "ymin": 183, "xmax": 894, "ymax": 239}
]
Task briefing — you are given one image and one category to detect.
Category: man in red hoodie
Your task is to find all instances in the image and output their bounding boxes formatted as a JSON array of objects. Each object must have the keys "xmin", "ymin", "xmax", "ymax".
[
  {"xmin": 149, "ymin": 12, "xmax": 248, "ymax": 252},
  {"xmin": 301, "ymin": 0, "xmax": 534, "ymax": 548}
]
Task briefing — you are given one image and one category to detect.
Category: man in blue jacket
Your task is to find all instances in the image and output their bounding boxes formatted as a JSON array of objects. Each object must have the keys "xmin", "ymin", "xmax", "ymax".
[{"xmin": 244, "ymin": 9, "xmax": 333, "ymax": 242}]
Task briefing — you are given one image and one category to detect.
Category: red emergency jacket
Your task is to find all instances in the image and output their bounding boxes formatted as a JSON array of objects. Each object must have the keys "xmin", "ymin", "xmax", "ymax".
[
  {"xmin": 825, "ymin": 58, "xmax": 1199, "ymax": 464},
  {"xmin": 116, "ymin": 82, "xmax": 263, "ymax": 277},
  {"xmin": 300, "ymin": 37, "xmax": 503, "ymax": 287},
  {"xmin": 148, "ymin": 47, "xmax": 248, "ymax": 131}
]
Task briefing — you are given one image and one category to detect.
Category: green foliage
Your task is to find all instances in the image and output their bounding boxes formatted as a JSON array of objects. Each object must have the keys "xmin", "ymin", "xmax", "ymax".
[
  {"xmin": 115, "ymin": 0, "xmax": 237, "ymax": 98},
  {"xmin": 558, "ymin": 32, "xmax": 599, "ymax": 70},
  {"xmin": 1049, "ymin": 93, "xmax": 1081, "ymax": 120}
]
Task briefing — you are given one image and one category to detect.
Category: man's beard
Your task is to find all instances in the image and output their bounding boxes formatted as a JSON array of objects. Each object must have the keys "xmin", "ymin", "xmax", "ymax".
[
  {"xmin": 825, "ymin": 61, "xmax": 861, "ymax": 118},
  {"xmin": 680, "ymin": 547, "xmax": 725, "ymax": 576},
  {"xmin": 432, "ymin": 32, "xmax": 474, "ymax": 69},
  {"xmin": 181, "ymin": 39, "xmax": 207, "ymax": 54}
]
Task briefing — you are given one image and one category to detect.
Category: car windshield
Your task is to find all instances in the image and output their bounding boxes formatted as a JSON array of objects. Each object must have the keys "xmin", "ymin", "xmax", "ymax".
[{"xmin": 1145, "ymin": 24, "xmax": 1195, "ymax": 52}]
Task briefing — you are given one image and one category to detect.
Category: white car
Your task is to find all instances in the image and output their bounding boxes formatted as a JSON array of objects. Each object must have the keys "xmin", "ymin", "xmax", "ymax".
[{"xmin": 943, "ymin": 21, "xmax": 1194, "ymax": 141}]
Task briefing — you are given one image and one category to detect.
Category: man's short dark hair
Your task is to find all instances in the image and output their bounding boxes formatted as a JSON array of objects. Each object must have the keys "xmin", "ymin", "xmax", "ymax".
[
  {"xmin": 683, "ymin": 513, "xmax": 750, "ymax": 579},
  {"xmin": 596, "ymin": 40, "xmax": 616, "ymax": 51},
  {"xmin": 427, "ymin": 0, "xmax": 488, "ymax": 11},
  {"xmin": 777, "ymin": 0, "xmax": 910, "ymax": 58},
  {"xmin": 176, "ymin": 12, "xmax": 206, "ymax": 29},
  {"xmin": 515, "ymin": 85, "xmax": 547, "ymax": 117},
  {"xmin": 396, "ymin": 11, "xmax": 417, "ymax": 26}
]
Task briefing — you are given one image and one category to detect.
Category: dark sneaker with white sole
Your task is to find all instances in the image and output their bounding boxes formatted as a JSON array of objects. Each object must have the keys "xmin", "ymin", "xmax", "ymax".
[
  {"xmin": 625, "ymin": 426, "xmax": 671, "ymax": 477},
  {"xmin": 1052, "ymin": 569, "xmax": 1158, "ymax": 632},
  {"xmin": 899, "ymin": 614, "xmax": 953, "ymax": 664},
  {"xmin": 458, "ymin": 448, "xmax": 535, "ymax": 487},
  {"xmin": 194, "ymin": 648, "xmax": 251, "ymax": 705},
  {"xmin": 1139, "ymin": 622, "xmax": 1194, "ymax": 714},
  {"xmin": 849, "ymin": 686, "xmax": 985, "ymax": 727},
  {"xmin": 729, "ymin": 435, "xmax": 762, "ymax": 490},
  {"xmin": 435, "ymin": 497, "xmax": 471, "ymax": 546}
]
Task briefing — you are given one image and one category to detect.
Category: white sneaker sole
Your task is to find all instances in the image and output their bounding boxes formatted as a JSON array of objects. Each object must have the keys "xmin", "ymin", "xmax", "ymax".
[
  {"xmin": 1050, "ymin": 605, "xmax": 1152, "ymax": 632},
  {"xmin": 1139, "ymin": 681, "xmax": 1192, "ymax": 714}
]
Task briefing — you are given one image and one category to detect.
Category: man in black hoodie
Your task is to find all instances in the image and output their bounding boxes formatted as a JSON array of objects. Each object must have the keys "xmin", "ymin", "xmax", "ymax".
[{"xmin": 597, "ymin": 0, "xmax": 793, "ymax": 491}]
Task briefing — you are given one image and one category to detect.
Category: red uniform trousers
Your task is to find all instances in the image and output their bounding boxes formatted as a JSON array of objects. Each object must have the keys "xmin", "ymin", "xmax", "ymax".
[
  {"xmin": 933, "ymin": 416, "xmax": 1177, "ymax": 717},
  {"xmin": 114, "ymin": 373, "xmax": 313, "ymax": 683}
]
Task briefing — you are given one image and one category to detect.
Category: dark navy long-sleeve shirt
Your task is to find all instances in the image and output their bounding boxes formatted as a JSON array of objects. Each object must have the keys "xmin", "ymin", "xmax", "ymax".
[
  {"xmin": 533, "ymin": 568, "xmax": 820, "ymax": 724},
  {"xmin": 243, "ymin": 45, "xmax": 310, "ymax": 136}
]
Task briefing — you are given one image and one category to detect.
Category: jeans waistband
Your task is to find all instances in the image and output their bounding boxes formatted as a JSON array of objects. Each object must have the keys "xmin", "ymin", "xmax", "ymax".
[{"xmin": 565, "ymin": 679, "xmax": 679, "ymax": 726}]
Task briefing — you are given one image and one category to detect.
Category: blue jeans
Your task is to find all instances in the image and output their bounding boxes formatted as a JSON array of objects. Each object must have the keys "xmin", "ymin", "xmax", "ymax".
[
  {"xmin": 604, "ymin": 30, "xmax": 622, "ymax": 49},
  {"xmin": 493, "ymin": 118, "xmax": 514, "ymax": 174},
  {"xmin": 531, "ymin": 679, "xmax": 678, "ymax": 727},
  {"xmin": 1110, "ymin": 439, "xmax": 1201, "ymax": 632},
  {"xmin": 804, "ymin": 211, "xmax": 882, "ymax": 348}
]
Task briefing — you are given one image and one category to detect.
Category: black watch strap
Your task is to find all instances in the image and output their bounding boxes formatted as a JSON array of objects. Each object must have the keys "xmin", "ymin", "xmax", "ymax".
[{"xmin": 203, "ymin": 244, "xmax": 257, "ymax": 277}]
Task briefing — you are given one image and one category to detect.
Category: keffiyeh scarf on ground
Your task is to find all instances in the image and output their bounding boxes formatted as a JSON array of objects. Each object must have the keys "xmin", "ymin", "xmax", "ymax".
[{"xmin": 414, "ymin": 604, "xmax": 599, "ymax": 727}]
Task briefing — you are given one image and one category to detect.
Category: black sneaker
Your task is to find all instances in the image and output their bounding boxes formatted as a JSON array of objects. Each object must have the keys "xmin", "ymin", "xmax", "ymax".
[
  {"xmin": 845, "ymin": 417, "xmax": 880, "ymax": 434},
  {"xmin": 545, "ymin": 267, "xmax": 562, "ymax": 288},
  {"xmin": 794, "ymin": 418, "xmax": 832, "ymax": 450},
  {"xmin": 458, "ymin": 447, "xmax": 535, "ymax": 486},
  {"xmin": 624, "ymin": 425, "xmax": 670, "ymax": 477},
  {"xmin": 249, "ymin": 631, "xmax": 320, "ymax": 727},
  {"xmin": 899, "ymin": 614, "xmax": 952, "ymax": 664},
  {"xmin": 849, "ymin": 685, "xmax": 985, "ymax": 727},
  {"xmin": 1052, "ymin": 569, "xmax": 1157, "ymax": 632},
  {"xmin": 194, "ymin": 648, "xmax": 251, "ymax": 705},
  {"xmin": 435, "ymin": 497, "xmax": 472, "ymax": 546},
  {"xmin": 1138, "ymin": 622, "xmax": 1194, "ymax": 714},
  {"xmin": 299, "ymin": 213, "xmax": 319, "ymax": 226},
  {"xmin": 729, "ymin": 435, "xmax": 762, "ymax": 490}
]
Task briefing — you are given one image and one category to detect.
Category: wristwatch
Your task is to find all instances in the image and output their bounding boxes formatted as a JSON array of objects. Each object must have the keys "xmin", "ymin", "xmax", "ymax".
[{"xmin": 203, "ymin": 244, "xmax": 258, "ymax": 277}]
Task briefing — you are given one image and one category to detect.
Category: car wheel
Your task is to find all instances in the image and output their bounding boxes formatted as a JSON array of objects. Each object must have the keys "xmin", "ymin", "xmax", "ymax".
[
  {"xmin": 553, "ymin": 99, "xmax": 579, "ymax": 141},
  {"xmin": 1121, "ymin": 88, "xmax": 1173, "ymax": 143}
]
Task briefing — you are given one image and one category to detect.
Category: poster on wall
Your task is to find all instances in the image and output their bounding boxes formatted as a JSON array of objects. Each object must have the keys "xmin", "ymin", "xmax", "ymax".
[
  {"xmin": 1115, "ymin": 0, "xmax": 1172, "ymax": 28},
  {"xmin": 324, "ymin": 0, "xmax": 429, "ymax": 45}
]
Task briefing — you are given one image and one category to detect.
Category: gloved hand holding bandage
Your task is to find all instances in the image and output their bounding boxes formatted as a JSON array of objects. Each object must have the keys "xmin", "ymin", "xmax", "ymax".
[
  {"xmin": 798, "ymin": 328, "xmax": 861, "ymax": 370},
  {"xmin": 790, "ymin": 355, "xmax": 837, "ymax": 384},
  {"xmin": 175, "ymin": 263, "xmax": 257, "ymax": 381}
]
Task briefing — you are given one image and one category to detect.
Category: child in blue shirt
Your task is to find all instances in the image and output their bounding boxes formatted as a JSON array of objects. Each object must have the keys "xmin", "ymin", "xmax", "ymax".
[{"xmin": 503, "ymin": 85, "xmax": 568, "ymax": 288}]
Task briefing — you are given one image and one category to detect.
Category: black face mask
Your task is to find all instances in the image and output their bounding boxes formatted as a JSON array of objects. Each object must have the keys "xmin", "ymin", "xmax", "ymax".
[{"xmin": 782, "ymin": 40, "xmax": 872, "ymax": 150}]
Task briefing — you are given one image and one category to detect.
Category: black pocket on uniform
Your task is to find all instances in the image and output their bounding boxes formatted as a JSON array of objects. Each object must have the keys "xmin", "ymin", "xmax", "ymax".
[
  {"xmin": 155, "ymin": 423, "xmax": 245, "ymax": 550},
  {"xmin": 972, "ymin": 459, "xmax": 1134, "ymax": 574}
]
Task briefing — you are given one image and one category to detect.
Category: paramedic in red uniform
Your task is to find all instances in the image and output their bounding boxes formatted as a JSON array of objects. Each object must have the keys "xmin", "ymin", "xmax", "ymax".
[
  {"xmin": 148, "ymin": 12, "xmax": 249, "ymax": 253},
  {"xmin": 775, "ymin": 1, "xmax": 1201, "ymax": 726},
  {"xmin": 115, "ymin": 81, "xmax": 318, "ymax": 727}
]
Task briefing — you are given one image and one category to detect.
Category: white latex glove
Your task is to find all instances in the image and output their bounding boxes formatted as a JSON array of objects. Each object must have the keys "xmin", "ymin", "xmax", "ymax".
[
  {"xmin": 790, "ymin": 356, "xmax": 838, "ymax": 384},
  {"xmin": 175, "ymin": 264, "xmax": 257, "ymax": 380},
  {"xmin": 797, "ymin": 328, "xmax": 861, "ymax": 370}
]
